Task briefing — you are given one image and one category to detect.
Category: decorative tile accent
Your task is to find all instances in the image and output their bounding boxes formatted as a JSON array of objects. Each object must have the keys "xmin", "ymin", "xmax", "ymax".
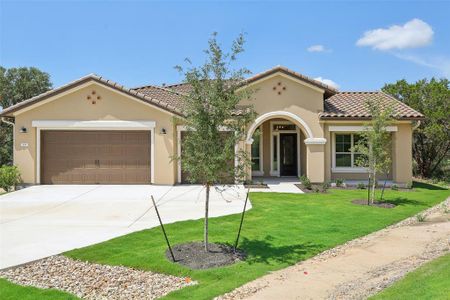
[{"xmin": 272, "ymin": 82, "xmax": 287, "ymax": 95}]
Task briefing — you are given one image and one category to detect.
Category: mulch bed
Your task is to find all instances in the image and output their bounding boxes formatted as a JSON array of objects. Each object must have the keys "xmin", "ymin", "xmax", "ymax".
[
  {"xmin": 352, "ymin": 199, "xmax": 396, "ymax": 208},
  {"xmin": 295, "ymin": 184, "xmax": 327, "ymax": 193},
  {"xmin": 167, "ymin": 242, "xmax": 246, "ymax": 270}
]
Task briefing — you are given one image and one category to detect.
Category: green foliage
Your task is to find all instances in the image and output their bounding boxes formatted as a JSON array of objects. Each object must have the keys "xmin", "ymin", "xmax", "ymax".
[
  {"xmin": 65, "ymin": 183, "xmax": 449, "ymax": 300},
  {"xmin": 371, "ymin": 253, "xmax": 450, "ymax": 300},
  {"xmin": 391, "ymin": 184, "xmax": 399, "ymax": 191},
  {"xmin": 416, "ymin": 213, "xmax": 426, "ymax": 222},
  {"xmin": 321, "ymin": 181, "xmax": 330, "ymax": 192},
  {"xmin": 352, "ymin": 99, "xmax": 393, "ymax": 204},
  {"xmin": 0, "ymin": 278, "xmax": 78, "ymax": 300},
  {"xmin": 173, "ymin": 33, "xmax": 255, "ymax": 250},
  {"xmin": 173, "ymin": 33, "xmax": 254, "ymax": 186},
  {"xmin": 406, "ymin": 181, "xmax": 413, "ymax": 189},
  {"xmin": 383, "ymin": 78, "xmax": 450, "ymax": 179},
  {"xmin": 0, "ymin": 67, "xmax": 52, "ymax": 166},
  {"xmin": 357, "ymin": 182, "xmax": 366, "ymax": 189},
  {"xmin": 335, "ymin": 178, "xmax": 345, "ymax": 187},
  {"xmin": 299, "ymin": 175, "xmax": 312, "ymax": 190},
  {"xmin": 0, "ymin": 165, "xmax": 21, "ymax": 192}
]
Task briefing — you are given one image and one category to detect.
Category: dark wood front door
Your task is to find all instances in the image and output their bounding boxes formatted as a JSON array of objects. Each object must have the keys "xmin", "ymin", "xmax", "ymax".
[{"xmin": 280, "ymin": 133, "xmax": 298, "ymax": 176}]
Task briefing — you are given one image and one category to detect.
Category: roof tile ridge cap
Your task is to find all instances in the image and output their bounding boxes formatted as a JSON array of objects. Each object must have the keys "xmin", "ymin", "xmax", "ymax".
[
  {"xmin": 137, "ymin": 91, "xmax": 183, "ymax": 114},
  {"xmin": 135, "ymin": 83, "xmax": 188, "ymax": 96},
  {"xmin": 379, "ymin": 90, "xmax": 424, "ymax": 116}
]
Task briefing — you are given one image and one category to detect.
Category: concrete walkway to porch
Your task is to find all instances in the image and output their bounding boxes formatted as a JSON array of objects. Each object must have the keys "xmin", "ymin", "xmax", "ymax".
[{"xmin": 250, "ymin": 177, "xmax": 304, "ymax": 194}]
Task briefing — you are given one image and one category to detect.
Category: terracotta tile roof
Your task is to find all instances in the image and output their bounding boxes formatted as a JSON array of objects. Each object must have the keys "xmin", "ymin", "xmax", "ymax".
[
  {"xmin": 133, "ymin": 84, "xmax": 186, "ymax": 112},
  {"xmin": 243, "ymin": 65, "xmax": 338, "ymax": 96},
  {"xmin": 320, "ymin": 91, "xmax": 424, "ymax": 120},
  {"xmin": 0, "ymin": 74, "xmax": 184, "ymax": 117}
]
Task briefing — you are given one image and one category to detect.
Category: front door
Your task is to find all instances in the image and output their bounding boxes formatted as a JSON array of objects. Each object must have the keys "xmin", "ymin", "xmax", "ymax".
[{"xmin": 280, "ymin": 133, "xmax": 298, "ymax": 176}]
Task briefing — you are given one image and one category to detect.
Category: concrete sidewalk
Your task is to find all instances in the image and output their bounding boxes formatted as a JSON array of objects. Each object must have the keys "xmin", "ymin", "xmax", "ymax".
[{"xmin": 222, "ymin": 200, "xmax": 450, "ymax": 300}]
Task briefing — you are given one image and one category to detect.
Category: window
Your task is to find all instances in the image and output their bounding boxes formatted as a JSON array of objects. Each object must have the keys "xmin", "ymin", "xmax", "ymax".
[
  {"xmin": 251, "ymin": 128, "xmax": 262, "ymax": 172},
  {"xmin": 273, "ymin": 135, "xmax": 278, "ymax": 171},
  {"xmin": 334, "ymin": 134, "xmax": 364, "ymax": 168}
]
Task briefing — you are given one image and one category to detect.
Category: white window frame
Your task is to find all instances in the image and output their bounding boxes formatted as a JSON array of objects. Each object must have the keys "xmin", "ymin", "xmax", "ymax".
[
  {"xmin": 32, "ymin": 120, "xmax": 156, "ymax": 184},
  {"xmin": 331, "ymin": 132, "xmax": 368, "ymax": 173},
  {"xmin": 269, "ymin": 120, "xmax": 301, "ymax": 177},
  {"xmin": 251, "ymin": 126, "xmax": 264, "ymax": 176}
]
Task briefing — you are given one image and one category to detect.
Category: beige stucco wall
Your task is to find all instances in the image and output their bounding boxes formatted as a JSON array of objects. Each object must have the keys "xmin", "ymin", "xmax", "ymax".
[{"xmin": 13, "ymin": 82, "xmax": 177, "ymax": 185}]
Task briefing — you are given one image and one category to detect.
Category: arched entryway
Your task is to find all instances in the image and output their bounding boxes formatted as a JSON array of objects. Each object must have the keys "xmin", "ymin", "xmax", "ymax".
[{"xmin": 246, "ymin": 111, "xmax": 326, "ymax": 181}]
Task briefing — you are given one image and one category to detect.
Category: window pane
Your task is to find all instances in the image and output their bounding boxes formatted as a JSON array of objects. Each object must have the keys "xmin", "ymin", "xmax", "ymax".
[
  {"xmin": 273, "ymin": 136, "xmax": 278, "ymax": 171},
  {"xmin": 251, "ymin": 129, "xmax": 260, "ymax": 158},
  {"xmin": 336, "ymin": 134, "xmax": 351, "ymax": 152},
  {"xmin": 252, "ymin": 159, "xmax": 260, "ymax": 171},
  {"xmin": 336, "ymin": 154, "xmax": 352, "ymax": 167}
]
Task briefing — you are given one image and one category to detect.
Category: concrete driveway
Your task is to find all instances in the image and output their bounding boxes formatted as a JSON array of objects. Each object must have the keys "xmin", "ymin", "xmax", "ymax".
[{"xmin": 0, "ymin": 184, "xmax": 249, "ymax": 269}]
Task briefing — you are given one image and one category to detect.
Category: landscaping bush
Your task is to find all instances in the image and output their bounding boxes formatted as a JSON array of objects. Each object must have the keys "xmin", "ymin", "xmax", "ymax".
[
  {"xmin": 299, "ymin": 175, "xmax": 312, "ymax": 190},
  {"xmin": 391, "ymin": 184, "xmax": 399, "ymax": 191},
  {"xmin": 335, "ymin": 178, "xmax": 345, "ymax": 187},
  {"xmin": 406, "ymin": 181, "xmax": 413, "ymax": 189},
  {"xmin": 321, "ymin": 181, "xmax": 330, "ymax": 192},
  {"xmin": 357, "ymin": 182, "xmax": 366, "ymax": 189},
  {"xmin": 0, "ymin": 165, "xmax": 21, "ymax": 192}
]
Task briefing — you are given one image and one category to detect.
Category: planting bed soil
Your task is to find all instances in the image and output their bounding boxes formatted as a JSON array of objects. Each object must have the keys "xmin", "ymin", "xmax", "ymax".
[
  {"xmin": 167, "ymin": 242, "xmax": 245, "ymax": 269},
  {"xmin": 352, "ymin": 199, "xmax": 396, "ymax": 208},
  {"xmin": 295, "ymin": 184, "xmax": 326, "ymax": 193}
]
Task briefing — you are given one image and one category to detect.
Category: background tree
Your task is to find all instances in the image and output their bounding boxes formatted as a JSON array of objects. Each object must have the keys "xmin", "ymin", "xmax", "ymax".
[
  {"xmin": 382, "ymin": 78, "xmax": 449, "ymax": 179},
  {"xmin": 0, "ymin": 67, "xmax": 52, "ymax": 166},
  {"xmin": 353, "ymin": 100, "xmax": 393, "ymax": 205},
  {"xmin": 175, "ymin": 33, "xmax": 255, "ymax": 251}
]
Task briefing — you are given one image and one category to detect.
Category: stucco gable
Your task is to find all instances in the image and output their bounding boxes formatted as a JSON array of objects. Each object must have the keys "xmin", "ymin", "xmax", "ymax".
[{"xmin": 0, "ymin": 74, "xmax": 182, "ymax": 117}]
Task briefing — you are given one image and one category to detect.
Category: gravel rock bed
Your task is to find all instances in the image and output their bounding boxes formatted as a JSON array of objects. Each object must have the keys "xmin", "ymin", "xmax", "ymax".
[{"xmin": 0, "ymin": 255, "xmax": 196, "ymax": 299}]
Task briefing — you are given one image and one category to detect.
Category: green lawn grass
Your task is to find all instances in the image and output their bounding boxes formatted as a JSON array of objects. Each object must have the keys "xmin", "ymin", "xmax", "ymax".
[
  {"xmin": 64, "ymin": 182, "xmax": 448, "ymax": 299},
  {"xmin": 370, "ymin": 253, "xmax": 450, "ymax": 300},
  {"xmin": 1, "ymin": 182, "xmax": 448, "ymax": 300},
  {"xmin": 0, "ymin": 278, "xmax": 77, "ymax": 300}
]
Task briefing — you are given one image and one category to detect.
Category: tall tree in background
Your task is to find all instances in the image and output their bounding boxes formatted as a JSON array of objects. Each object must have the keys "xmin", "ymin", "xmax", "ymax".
[
  {"xmin": 175, "ymin": 33, "xmax": 255, "ymax": 251},
  {"xmin": 0, "ymin": 67, "xmax": 52, "ymax": 166},
  {"xmin": 383, "ymin": 78, "xmax": 449, "ymax": 179},
  {"xmin": 353, "ymin": 100, "xmax": 393, "ymax": 205}
]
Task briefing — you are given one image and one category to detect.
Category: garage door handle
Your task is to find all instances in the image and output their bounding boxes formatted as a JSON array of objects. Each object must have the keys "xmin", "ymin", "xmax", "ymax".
[{"xmin": 95, "ymin": 159, "xmax": 100, "ymax": 167}]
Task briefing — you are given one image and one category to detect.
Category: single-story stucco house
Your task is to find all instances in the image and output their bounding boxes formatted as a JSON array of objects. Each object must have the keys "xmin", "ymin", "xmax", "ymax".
[{"xmin": 0, "ymin": 66, "xmax": 423, "ymax": 186}]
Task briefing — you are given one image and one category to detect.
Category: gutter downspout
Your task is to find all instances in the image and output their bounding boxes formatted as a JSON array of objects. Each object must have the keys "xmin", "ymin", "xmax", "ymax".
[
  {"xmin": 412, "ymin": 120, "xmax": 421, "ymax": 131},
  {"xmin": 1, "ymin": 117, "xmax": 15, "ymax": 165}
]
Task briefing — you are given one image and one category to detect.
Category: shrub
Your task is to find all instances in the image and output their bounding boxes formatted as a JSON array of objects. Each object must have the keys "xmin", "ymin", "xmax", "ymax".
[
  {"xmin": 406, "ymin": 181, "xmax": 413, "ymax": 189},
  {"xmin": 335, "ymin": 178, "xmax": 345, "ymax": 187},
  {"xmin": 0, "ymin": 166, "xmax": 21, "ymax": 192},
  {"xmin": 321, "ymin": 181, "xmax": 330, "ymax": 192},
  {"xmin": 416, "ymin": 213, "xmax": 426, "ymax": 222},
  {"xmin": 391, "ymin": 184, "xmax": 399, "ymax": 191},
  {"xmin": 356, "ymin": 182, "xmax": 366, "ymax": 189},
  {"xmin": 299, "ymin": 175, "xmax": 312, "ymax": 190},
  {"xmin": 314, "ymin": 187, "xmax": 320, "ymax": 193}
]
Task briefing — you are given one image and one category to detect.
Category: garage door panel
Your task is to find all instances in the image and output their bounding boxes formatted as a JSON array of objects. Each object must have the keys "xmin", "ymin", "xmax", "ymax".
[{"xmin": 41, "ymin": 131, "xmax": 151, "ymax": 184}]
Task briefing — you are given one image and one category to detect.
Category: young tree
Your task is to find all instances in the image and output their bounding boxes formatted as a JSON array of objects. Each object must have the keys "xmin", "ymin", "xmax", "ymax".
[
  {"xmin": 175, "ymin": 33, "xmax": 255, "ymax": 251},
  {"xmin": 382, "ymin": 78, "xmax": 449, "ymax": 179},
  {"xmin": 353, "ymin": 100, "xmax": 393, "ymax": 205},
  {"xmin": 0, "ymin": 67, "xmax": 52, "ymax": 166}
]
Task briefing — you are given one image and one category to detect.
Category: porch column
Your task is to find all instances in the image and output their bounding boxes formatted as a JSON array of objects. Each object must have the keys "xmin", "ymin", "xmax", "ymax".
[
  {"xmin": 304, "ymin": 138, "xmax": 327, "ymax": 183},
  {"xmin": 392, "ymin": 124, "xmax": 413, "ymax": 184}
]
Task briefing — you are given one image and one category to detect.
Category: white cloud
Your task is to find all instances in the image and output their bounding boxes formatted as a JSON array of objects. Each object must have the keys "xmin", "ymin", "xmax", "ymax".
[
  {"xmin": 307, "ymin": 45, "xmax": 330, "ymax": 52},
  {"xmin": 356, "ymin": 19, "xmax": 433, "ymax": 50},
  {"xmin": 314, "ymin": 77, "xmax": 340, "ymax": 90},
  {"xmin": 394, "ymin": 53, "xmax": 450, "ymax": 78}
]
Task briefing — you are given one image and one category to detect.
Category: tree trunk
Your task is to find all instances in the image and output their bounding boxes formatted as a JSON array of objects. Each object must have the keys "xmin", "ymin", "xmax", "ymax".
[
  {"xmin": 371, "ymin": 170, "xmax": 376, "ymax": 204},
  {"xmin": 380, "ymin": 172, "xmax": 388, "ymax": 200},
  {"xmin": 204, "ymin": 183, "xmax": 210, "ymax": 252}
]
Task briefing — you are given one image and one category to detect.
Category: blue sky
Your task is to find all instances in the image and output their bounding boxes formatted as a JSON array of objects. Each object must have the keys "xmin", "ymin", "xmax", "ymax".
[{"xmin": 1, "ymin": 0, "xmax": 449, "ymax": 91}]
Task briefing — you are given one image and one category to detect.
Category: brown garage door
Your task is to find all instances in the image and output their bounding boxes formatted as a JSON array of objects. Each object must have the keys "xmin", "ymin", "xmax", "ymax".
[{"xmin": 41, "ymin": 131, "xmax": 151, "ymax": 184}]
